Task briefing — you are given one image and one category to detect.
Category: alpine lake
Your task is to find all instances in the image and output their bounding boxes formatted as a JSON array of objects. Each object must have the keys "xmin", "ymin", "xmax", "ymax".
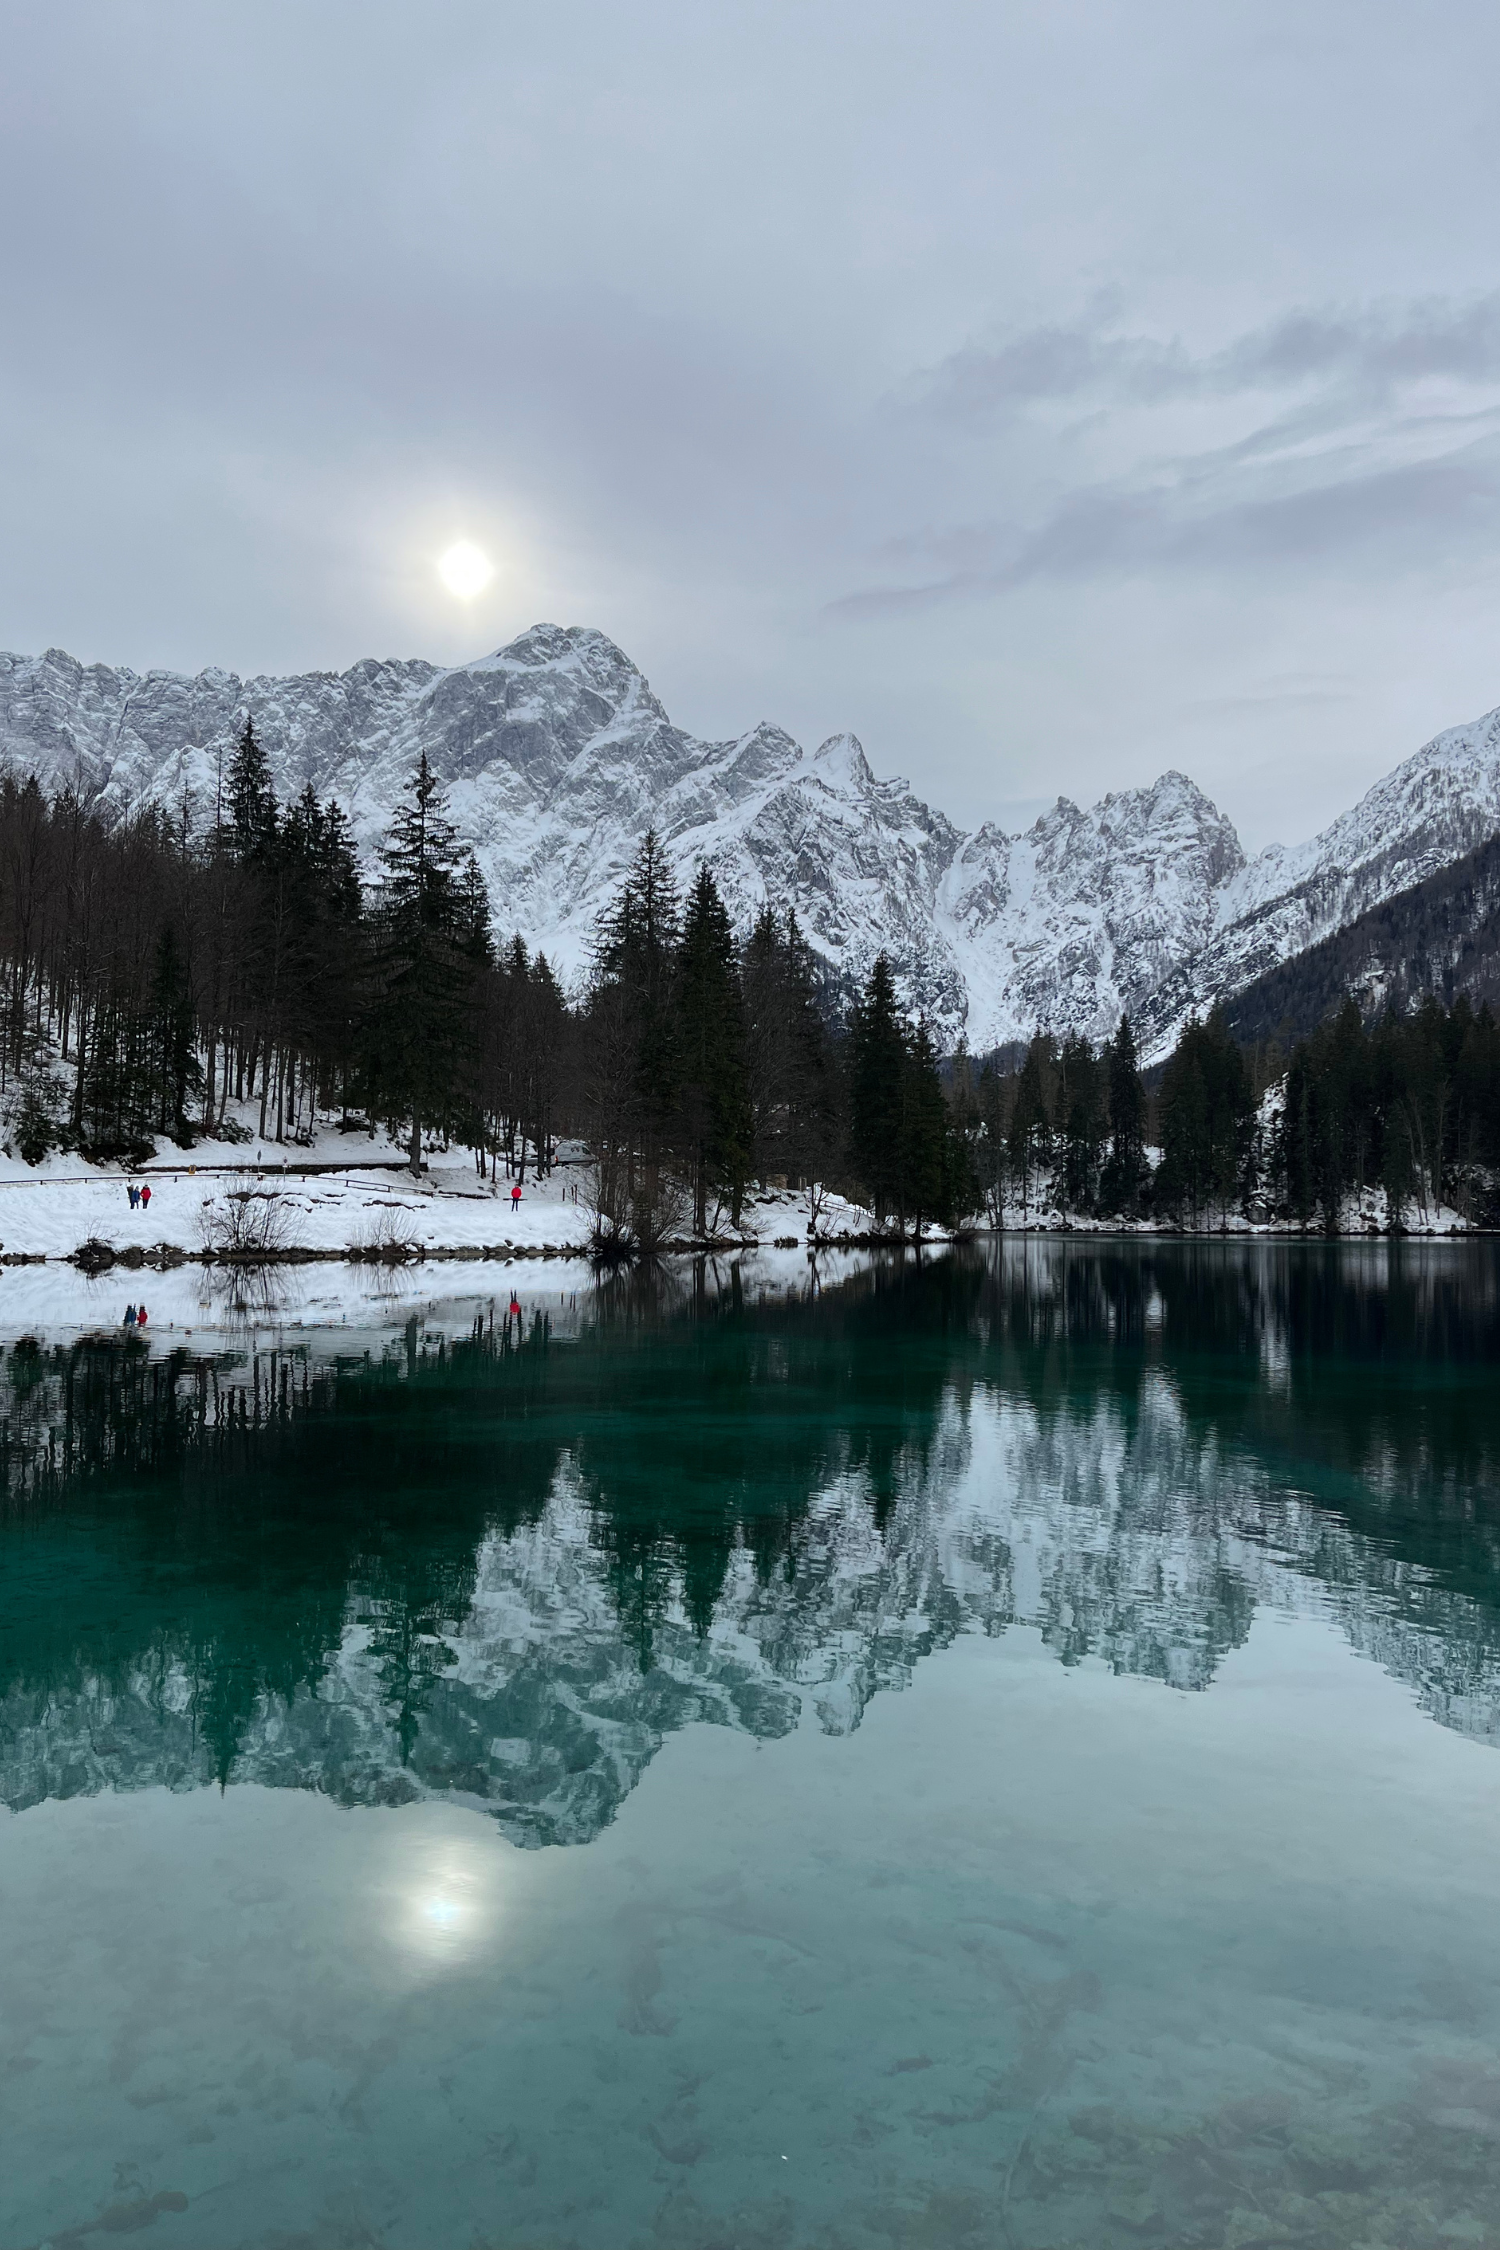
[{"xmin": 2, "ymin": 1239, "xmax": 1500, "ymax": 2250}]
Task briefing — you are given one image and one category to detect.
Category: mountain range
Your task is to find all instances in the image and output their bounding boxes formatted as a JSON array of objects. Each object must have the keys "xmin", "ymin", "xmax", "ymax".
[{"xmin": 3, "ymin": 622, "xmax": 1499, "ymax": 1057}]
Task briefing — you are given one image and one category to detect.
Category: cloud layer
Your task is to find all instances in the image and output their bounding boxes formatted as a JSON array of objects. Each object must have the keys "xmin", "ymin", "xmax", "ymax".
[{"xmin": 4, "ymin": 0, "xmax": 1500, "ymax": 847}]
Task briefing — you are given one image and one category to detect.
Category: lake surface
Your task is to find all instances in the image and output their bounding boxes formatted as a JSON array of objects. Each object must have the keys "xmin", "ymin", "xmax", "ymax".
[{"xmin": 3, "ymin": 1240, "xmax": 1500, "ymax": 2250}]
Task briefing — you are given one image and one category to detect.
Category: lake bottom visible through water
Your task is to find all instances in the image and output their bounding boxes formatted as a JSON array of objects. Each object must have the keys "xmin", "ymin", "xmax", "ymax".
[{"xmin": 2, "ymin": 1240, "xmax": 1499, "ymax": 2250}]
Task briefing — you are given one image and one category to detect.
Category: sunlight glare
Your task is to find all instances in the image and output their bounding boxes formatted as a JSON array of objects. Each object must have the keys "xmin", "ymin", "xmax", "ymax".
[{"xmin": 438, "ymin": 540, "xmax": 495, "ymax": 600}]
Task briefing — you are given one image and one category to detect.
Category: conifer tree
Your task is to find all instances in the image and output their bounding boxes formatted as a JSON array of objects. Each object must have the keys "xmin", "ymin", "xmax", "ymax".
[
  {"xmin": 589, "ymin": 832, "xmax": 683, "ymax": 1246},
  {"xmin": 226, "ymin": 717, "xmax": 278, "ymax": 863},
  {"xmin": 973, "ymin": 1057, "xmax": 1008, "ymax": 1224},
  {"xmin": 896, "ymin": 1018, "xmax": 950, "ymax": 1234},
  {"xmin": 146, "ymin": 923, "xmax": 203, "ymax": 1141},
  {"xmin": 1007, "ymin": 1036, "xmax": 1054, "ymax": 1215},
  {"xmin": 677, "ymin": 865, "xmax": 750, "ymax": 1232},
  {"xmin": 1155, "ymin": 1012, "xmax": 1254, "ymax": 1222},
  {"xmin": 1058, "ymin": 1032, "xmax": 1107, "ymax": 1211},
  {"xmin": 848, "ymin": 953, "xmax": 905, "ymax": 1225},
  {"xmin": 1099, "ymin": 1014, "xmax": 1149, "ymax": 1216},
  {"xmin": 368, "ymin": 754, "xmax": 474, "ymax": 1174},
  {"xmin": 457, "ymin": 851, "xmax": 494, "ymax": 967}
]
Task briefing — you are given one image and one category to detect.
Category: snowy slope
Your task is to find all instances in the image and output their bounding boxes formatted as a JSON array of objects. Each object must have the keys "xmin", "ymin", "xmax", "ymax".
[{"xmin": 4, "ymin": 625, "xmax": 1500, "ymax": 1056}]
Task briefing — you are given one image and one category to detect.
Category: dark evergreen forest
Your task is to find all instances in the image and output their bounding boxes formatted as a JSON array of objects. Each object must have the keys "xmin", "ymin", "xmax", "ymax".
[{"xmin": 0, "ymin": 732, "xmax": 1493, "ymax": 1239}]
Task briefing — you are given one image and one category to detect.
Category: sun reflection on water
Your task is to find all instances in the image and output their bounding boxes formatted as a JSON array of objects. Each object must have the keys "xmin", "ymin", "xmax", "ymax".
[{"xmin": 391, "ymin": 1830, "xmax": 506, "ymax": 1967}]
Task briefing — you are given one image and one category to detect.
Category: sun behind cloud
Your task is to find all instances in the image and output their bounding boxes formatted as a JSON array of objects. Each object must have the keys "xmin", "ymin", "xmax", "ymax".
[{"xmin": 438, "ymin": 540, "xmax": 495, "ymax": 601}]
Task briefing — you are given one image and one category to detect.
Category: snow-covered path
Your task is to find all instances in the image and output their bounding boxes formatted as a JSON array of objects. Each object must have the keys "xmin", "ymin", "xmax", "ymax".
[{"xmin": 0, "ymin": 1158, "xmax": 597, "ymax": 1265}]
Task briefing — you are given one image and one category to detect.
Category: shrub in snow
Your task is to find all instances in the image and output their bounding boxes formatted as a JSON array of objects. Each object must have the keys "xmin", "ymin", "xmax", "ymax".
[{"xmin": 200, "ymin": 1190, "xmax": 299, "ymax": 1258}]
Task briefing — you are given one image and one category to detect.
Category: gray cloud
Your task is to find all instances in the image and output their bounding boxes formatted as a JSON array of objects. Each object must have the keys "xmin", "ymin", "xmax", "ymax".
[
  {"xmin": 5, "ymin": 0, "xmax": 1500, "ymax": 851},
  {"xmin": 920, "ymin": 296, "xmax": 1500, "ymax": 417},
  {"xmin": 832, "ymin": 440, "xmax": 1500, "ymax": 616}
]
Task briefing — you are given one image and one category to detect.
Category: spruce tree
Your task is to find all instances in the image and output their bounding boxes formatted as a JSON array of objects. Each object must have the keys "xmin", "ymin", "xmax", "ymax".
[
  {"xmin": 848, "ymin": 953, "xmax": 906, "ymax": 1226},
  {"xmin": 1058, "ymin": 1033, "xmax": 1107, "ymax": 1212},
  {"xmin": 896, "ymin": 1018, "xmax": 950, "ymax": 1234},
  {"xmin": 742, "ymin": 907, "xmax": 837, "ymax": 1194},
  {"xmin": 226, "ymin": 717, "xmax": 278, "ymax": 863},
  {"xmin": 974, "ymin": 1057, "xmax": 1008, "ymax": 1224},
  {"xmin": 1155, "ymin": 1012, "xmax": 1253, "ymax": 1223},
  {"xmin": 677, "ymin": 864, "xmax": 750, "ymax": 1232},
  {"xmin": 1007, "ymin": 1036, "xmax": 1054, "ymax": 1215},
  {"xmin": 590, "ymin": 832, "xmax": 683, "ymax": 1245},
  {"xmin": 457, "ymin": 851, "xmax": 494, "ymax": 968},
  {"xmin": 1099, "ymin": 1015, "xmax": 1149, "ymax": 1216},
  {"xmin": 146, "ymin": 923, "xmax": 203, "ymax": 1141},
  {"xmin": 369, "ymin": 754, "xmax": 474, "ymax": 1174}
]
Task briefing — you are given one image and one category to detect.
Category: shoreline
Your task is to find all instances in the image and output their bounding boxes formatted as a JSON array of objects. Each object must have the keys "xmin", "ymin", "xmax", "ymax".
[{"xmin": 10, "ymin": 1217, "xmax": 1487, "ymax": 1276}]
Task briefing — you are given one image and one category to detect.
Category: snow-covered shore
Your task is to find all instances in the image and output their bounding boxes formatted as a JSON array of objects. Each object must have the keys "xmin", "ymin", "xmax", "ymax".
[
  {"xmin": 0, "ymin": 1116, "xmax": 889, "ymax": 1273},
  {"xmin": 0, "ymin": 1110, "xmax": 1480, "ymax": 1283}
]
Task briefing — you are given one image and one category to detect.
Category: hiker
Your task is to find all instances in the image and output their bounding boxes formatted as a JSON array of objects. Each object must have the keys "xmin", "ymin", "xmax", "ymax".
[
  {"xmin": 127, "ymin": 1184, "xmax": 139, "ymax": 1209},
  {"xmin": 509, "ymin": 1295, "xmax": 521, "ymax": 1319},
  {"xmin": 136, "ymin": 1304, "xmax": 147, "ymax": 1326},
  {"xmin": 123, "ymin": 1304, "xmax": 136, "ymax": 1326},
  {"xmin": 140, "ymin": 1183, "xmax": 152, "ymax": 1210},
  {"xmin": 510, "ymin": 1182, "xmax": 522, "ymax": 1210}
]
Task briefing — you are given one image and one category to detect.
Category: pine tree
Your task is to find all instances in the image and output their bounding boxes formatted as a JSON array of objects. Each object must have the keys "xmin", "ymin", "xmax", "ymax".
[
  {"xmin": 895, "ymin": 1018, "xmax": 949, "ymax": 1234},
  {"xmin": 742, "ymin": 907, "xmax": 838, "ymax": 1196},
  {"xmin": 677, "ymin": 865, "xmax": 750, "ymax": 1232},
  {"xmin": 368, "ymin": 754, "xmax": 475, "ymax": 1174},
  {"xmin": 848, "ymin": 953, "xmax": 906, "ymax": 1226},
  {"xmin": 1099, "ymin": 1015, "xmax": 1149, "ymax": 1216},
  {"xmin": 457, "ymin": 851, "xmax": 494, "ymax": 968},
  {"xmin": 589, "ymin": 833, "xmax": 683, "ymax": 1247},
  {"xmin": 226, "ymin": 717, "xmax": 278, "ymax": 863},
  {"xmin": 973, "ymin": 1057, "xmax": 1008, "ymax": 1224},
  {"xmin": 1007, "ymin": 1036, "xmax": 1054, "ymax": 1216},
  {"xmin": 1155, "ymin": 1012, "xmax": 1253, "ymax": 1223},
  {"xmin": 1058, "ymin": 1033, "xmax": 1107, "ymax": 1212},
  {"xmin": 146, "ymin": 923, "xmax": 203, "ymax": 1141}
]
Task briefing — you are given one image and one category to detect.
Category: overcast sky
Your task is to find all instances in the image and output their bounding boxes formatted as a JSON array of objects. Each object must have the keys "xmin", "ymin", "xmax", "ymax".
[{"xmin": 5, "ymin": 0, "xmax": 1500, "ymax": 847}]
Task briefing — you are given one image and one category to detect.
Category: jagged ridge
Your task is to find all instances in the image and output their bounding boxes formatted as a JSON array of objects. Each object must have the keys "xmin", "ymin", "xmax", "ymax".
[{"xmin": 3, "ymin": 624, "xmax": 1499, "ymax": 1056}]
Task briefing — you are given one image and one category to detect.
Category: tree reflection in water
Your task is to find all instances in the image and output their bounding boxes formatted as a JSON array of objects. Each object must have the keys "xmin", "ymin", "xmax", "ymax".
[{"xmin": 1, "ymin": 1239, "xmax": 1498, "ymax": 1831}]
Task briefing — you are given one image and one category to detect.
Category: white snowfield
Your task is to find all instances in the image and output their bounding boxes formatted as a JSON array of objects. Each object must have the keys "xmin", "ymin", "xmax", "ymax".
[
  {"xmin": 5, "ymin": 624, "xmax": 1500, "ymax": 1061},
  {"xmin": 0, "ymin": 1156, "xmax": 588, "ymax": 1264},
  {"xmin": 0, "ymin": 1109, "xmax": 890, "ymax": 1272}
]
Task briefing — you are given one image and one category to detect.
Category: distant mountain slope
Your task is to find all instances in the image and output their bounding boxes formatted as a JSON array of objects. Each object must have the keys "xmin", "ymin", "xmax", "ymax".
[
  {"xmin": 1223, "ymin": 831, "xmax": 1500, "ymax": 1047},
  {"xmin": 3, "ymin": 623, "xmax": 1500, "ymax": 1055},
  {"xmin": 1136, "ymin": 707, "xmax": 1500, "ymax": 1055}
]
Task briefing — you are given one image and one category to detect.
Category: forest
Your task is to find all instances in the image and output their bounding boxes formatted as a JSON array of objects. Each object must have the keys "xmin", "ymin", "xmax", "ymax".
[{"xmin": 0, "ymin": 729, "xmax": 1494, "ymax": 1240}]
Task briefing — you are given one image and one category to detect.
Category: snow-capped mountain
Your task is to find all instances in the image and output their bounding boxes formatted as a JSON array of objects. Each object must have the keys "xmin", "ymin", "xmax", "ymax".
[{"xmin": 3, "ymin": 624, "xmax": 1499, "ymax": 1056}]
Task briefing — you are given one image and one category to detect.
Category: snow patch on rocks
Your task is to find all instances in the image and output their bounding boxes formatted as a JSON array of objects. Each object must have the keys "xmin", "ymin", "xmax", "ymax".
[{"xmin": 6, "ymin": 626, "xmax": 1500, "ymax": 1059}]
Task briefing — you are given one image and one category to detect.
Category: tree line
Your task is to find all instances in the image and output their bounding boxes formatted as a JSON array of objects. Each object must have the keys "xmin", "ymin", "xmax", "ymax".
[
  {"xmin": 962, "ymin": 995, "xmax": 1500, "ymax": 1228},
  {"xmin": 0, "ymin": 732, "xmax": 1492, "ymax": 1236},
  {"xmin": 0, "ymin": 736, "xmax": 972, "ymax": 1240}
]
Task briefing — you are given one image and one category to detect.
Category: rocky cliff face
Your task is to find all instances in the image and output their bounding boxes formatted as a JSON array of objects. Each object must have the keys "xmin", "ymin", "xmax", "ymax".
[{"xmin": 4, "ymin": 624, "xmax": 1499, "ymax": 1055}]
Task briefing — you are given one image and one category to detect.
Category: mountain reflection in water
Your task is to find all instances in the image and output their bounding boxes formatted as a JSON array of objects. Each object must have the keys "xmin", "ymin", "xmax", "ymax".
[{"xmin": 2, "ymin": 1239, "xmax": 1497, "ymax": 1840}]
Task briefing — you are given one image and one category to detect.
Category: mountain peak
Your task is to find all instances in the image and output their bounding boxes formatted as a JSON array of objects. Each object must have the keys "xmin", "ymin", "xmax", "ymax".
[
  {"xmin": 1, "ymin": 629, "xmax": 1496, "ymax": 1056},
  {"xmin": 470, "ymin": 622, "xmax": 640, "ymax": 679}
]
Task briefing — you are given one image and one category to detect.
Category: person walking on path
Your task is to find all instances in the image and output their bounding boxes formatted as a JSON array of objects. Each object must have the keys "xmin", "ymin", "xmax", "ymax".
[
  {"xmin": 510, "ymin": 1182, "xmax": 522, "ymax": 1212},
  {"xmin": 136, "ymin": 1304, "xmax": 147, "ymax": 1325},
  {"xmin": 123, "ymin": 1304, "xmax": 136, "ymax": 1326},
  {"xmin": 127, "ymin": 1184, "xmax": 139, "ymax": 1209},
  {"xmin": 140, "ymin": 1183, "xmax": 152, "ymax": 1211}
]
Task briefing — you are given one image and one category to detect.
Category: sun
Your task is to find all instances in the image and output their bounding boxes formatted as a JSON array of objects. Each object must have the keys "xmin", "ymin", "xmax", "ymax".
[{"xmin": 438, "ymin": 541, "xmax": 495, "ymax": 600}]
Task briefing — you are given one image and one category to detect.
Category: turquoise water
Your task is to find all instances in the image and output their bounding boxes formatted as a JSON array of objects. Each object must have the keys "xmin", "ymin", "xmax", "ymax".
[{"xmin": 2, "ymin": 1241, "xmax": 1500, "ymax": 2249}]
